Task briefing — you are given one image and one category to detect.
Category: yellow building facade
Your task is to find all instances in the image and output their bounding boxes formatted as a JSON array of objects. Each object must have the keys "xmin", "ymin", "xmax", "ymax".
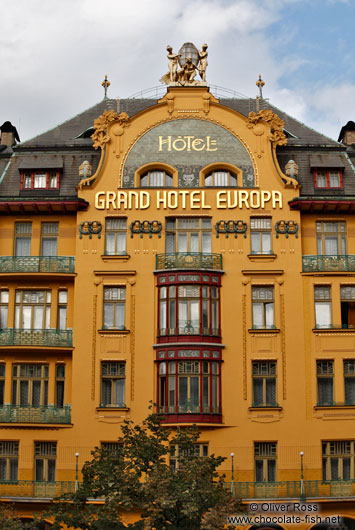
[{"xmin": 1, "ymin": 70, "xmax": 355, "ymax": 528}]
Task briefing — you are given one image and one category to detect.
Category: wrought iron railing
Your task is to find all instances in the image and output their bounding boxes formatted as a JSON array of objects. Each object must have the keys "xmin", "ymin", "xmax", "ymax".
[
  {"xmin": 159, "ymin": 405, "xmax": 221, "ymax": 415},
  {"xmin": 0, "ymin": 329, "xmax": 73, "ymax": 347},
  {"xmin": 156, "ymin": 253, "xmax": 222, "ymax": 270},
  {"xmin": 0, "ymin": 405, "xmax": 71, "ymax": 424},
  {"xmin": 225, "ymin": 480, "xmax": 355, "ymax": 499},
  {"xmin": 302, "ymin": 255, "xmax": 355, "ymax": 272},
  {"xmin": 0, "ymin": 480, "xmax": 76, "ymax": 498},
  {"xmin": 0, "ymin": 256, "xmax": 75, "ymax": 273}
]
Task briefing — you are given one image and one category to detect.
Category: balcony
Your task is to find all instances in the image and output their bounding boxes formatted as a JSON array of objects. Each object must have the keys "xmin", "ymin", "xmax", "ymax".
[
  {"xmin": 0, "ymin": 329, "xmax": 73, "ymax": 347},
  {"xmin": 156, "ymin": 252, "xmax": 223, "ymax": 271},
  {"xmin": 0, "ymin": 480, "xmax": 75, "ymax": 498},
  {"xmin": 0, "ymin": 405, "xmax": 71, "ymax": 424},
  {"xmin": 303, "ymin": 255, "xmax": 355, "ymax": 273},
  {"xmin": 0, "ymin": 256, "xmax": 75, "ymax": 274},
  {"xmin": 225, "ymin": 480, "xmax": 355, "ymax": 499}
]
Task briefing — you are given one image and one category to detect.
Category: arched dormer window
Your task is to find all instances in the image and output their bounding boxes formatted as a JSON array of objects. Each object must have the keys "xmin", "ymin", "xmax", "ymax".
[
  {"xmin": 141, "ymin": 170, "xmax": 173, "ymax": 187},
  {"xmin": 200, "ymin": 163, "xmax": 242, "ymax": 187},
  {"xmin": 205, "ymin": 170, "xmax": 237, "ymax": 187}
]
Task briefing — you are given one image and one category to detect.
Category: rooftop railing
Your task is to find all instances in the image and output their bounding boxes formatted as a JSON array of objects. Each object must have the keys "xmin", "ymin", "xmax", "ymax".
[
  {"xmin": 225, "ymin": 480, "xmax": 355, "ymax": 499},
  {"xmin": 0, "ymin": 329, "xmax": 73, "ymax": 347},
  {"xmin": 0, "ymin": 256, "xmax": 75, "ymax": 274},
  {"xmin": 302, "ymin": 255, "xmax": 355, "ymax": 272},
  {"xmin": 0, "ymin": 405, "xmax": 71, "ymax": 424},
  {"xmin": 156, "ymin": 252, "xmax": 223, "ymax": 271}
]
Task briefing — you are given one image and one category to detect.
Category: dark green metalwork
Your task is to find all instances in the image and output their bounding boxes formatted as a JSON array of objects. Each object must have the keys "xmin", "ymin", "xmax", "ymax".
[
  {"xmin": 0, "ymin": 256, "xmax": 75, "ymax": 273},
  {"xmin": 130, "ymin": 220, "xmax": 162, "ymax": 238},
  {"xmin": 215, "ymin": 220, "xmax": 247, "ymax": 238},
  {"xmin": 0, "ymin": 329, "xmax": 73, "ymax": 347},
  {"xmin": 0, "ymin": 405, "xmax": 71, "ymax": 424},
  {"xmin": 303, "ymin": 255, "xmax": 355, "ymax": 272},
  {"xmin": 225, "ymin": 480, "xmax": 355, "ymax": 499},
  {"xmin": 275, "ymin": 220, "xmax": 299, "ymax": 238},
  {"xmin": 0, "ymin": 480, "xmax": 76, "ymax": 498},
  {"xmin": 156, "ymin": 252, "xmax": 222, "ymax": 270}
]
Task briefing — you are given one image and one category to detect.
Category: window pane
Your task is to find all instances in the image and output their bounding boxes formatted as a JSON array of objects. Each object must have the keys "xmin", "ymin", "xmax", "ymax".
[
  {"xmin": 268, "ymin": 460, "xmax": 276, "ymax": 481},
  {"xmin": 315, "ymin": 302, "xmax": 331, "ymax": 328},
  {"xmin": 48, "ymin": 459, "xmax": 56, "ymax": 482},
  {"xmin": 325, "ymin": 237, "xmax": 338, "ymax": 255},
  {"xmin": 10, "ymin": 459, "xmax": 18, "ymax": 481},
  {"xmin": 15, "ymin": 238, "xmax": 31, "ymax": 256},
  {"xmin": 42, "ymin": 238, "xmax": 57, "ymax": 256},
  {"xmin": 104, "ymin": 304, "xmax": 114, "ymax": 328},
  {"xmin": 202, "ymin": 232, "xmax": 212, "ymax": 253},
  {"xmin": 35, "ymin": 459, "xmax": 44, "ymax": 481},
  {"xmin": 115, "ymin": 379, "xmax": 125, "ymax": 406},
  {"xmin": 115, "ymin": 303, "xmax": 125, "ymax": 329},
  {"xmin": 255, "ymin": 460, "xmax": 263, "ymax": 481},
  {"xmin": 265, "ymin": 303, "xmax": 274, "ymax": 327},
  {"xmin": 252, "ymin": 303, "xmax": 263, "ymax": 327}
]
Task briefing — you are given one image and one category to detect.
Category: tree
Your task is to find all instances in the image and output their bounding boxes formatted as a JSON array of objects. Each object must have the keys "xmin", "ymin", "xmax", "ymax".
[
  {"xmin": 0, "ymin": 503, "xmax": 26, "ymax": 529},
  {"xmin": 46, "ymin": 411, "xmax": 240, "ymax": 530}
]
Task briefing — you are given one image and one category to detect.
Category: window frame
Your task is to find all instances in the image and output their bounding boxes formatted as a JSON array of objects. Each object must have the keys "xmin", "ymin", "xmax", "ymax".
[
  {"xmin": 12, "ymin": 364, "xmax": 49, "ymax": 407},
  {"xmin": 252, "ymin": 286, "xmax": 275, "ymax": 330},
  {"xmin": 344, "ymin": 360, "xmax": 355, "ymax": 405},
  {"xmin": 103, "ymin": 286, "xmax": 126, "ymax": 330},
  {"xmin": 14, "ymin": 290, "xmax": 51, "ymax": 330},
  {"xmin": 314, "ymin": 286, "xmax": 332, "ymax": 329},
  {"xmin": 166, "ymin": 217, "xmax": 212, "ymax": 254},
  {"xmin": 100, "ymin": 362, "xmax": 126, "ymax": 408},
  {"xmin": 20, "ymin": 170, "xmax": 60, "ymax": 190},
  {"xmin": 14, "ymin": 222, "xmax": 32, "ymax": 257},
  {"xmin": 55, "ymin": 364, "xmax": 65, "ymax": 408},
  {"xmin": 41, "ymin": 222, "xmax": 59, "ymax": 257},
  {"xmin": 169, "ymin": 443, "xmax": 208, "ymax": 471},
  {"xmin": 0, "ymin": 441, "xmax": 19, "ymax": 482},
  {"xmin": 322, "ymin": 441, "xmax": 355, "ymax": 481},
  {"xmin": 252, "ymin": 361, "xmax": 277, "ymax": 407},
  {"xmin": 104, "ymin": 218, "xmax": 127, "ymax": 256},
  {"xmin": 316, "ymin": 221, "xmax": 346, "ymax": 255},
  {"xmin": 314, "ymin": 169, "xmax": 343, "ymax": 190},
  {"xmin": 317, "ymin": 360, "xmax": 334, "ymax": 406},
  {"xmin": 250, "ymin": 217, "xmax": 273, "ymax": 255},
  {"xmin": 34, "ymin": 442, "xmax": 56, "ymax": 482},
  {"xmin": 341, "ymin": 286, "xmax": 355, "ymax": 329},
  {"xmin": 254, "ymin": 442, "xmax": 277, "ymax": 482},
  {"xmin": 0, "ymin": 290, "xmax": 9, "ymax": 329}
]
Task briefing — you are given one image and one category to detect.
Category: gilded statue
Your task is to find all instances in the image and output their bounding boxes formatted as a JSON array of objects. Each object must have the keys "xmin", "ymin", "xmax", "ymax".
[{"xmin": 160, "ymin": 42, "xmax": 208, "ymax": 86}]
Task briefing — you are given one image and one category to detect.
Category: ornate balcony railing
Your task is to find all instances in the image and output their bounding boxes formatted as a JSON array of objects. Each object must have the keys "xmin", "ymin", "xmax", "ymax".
[
  {"xmin": 0, "ymin": 256, "xmax": 75, "ymax": 274},
  {"xmin": 225, "ymin": 480, "xmax": 355, "ymax": 499},
  {"xmin": 0, "ymin": 329, "xmax": 73, "ymax": 347},
  {"xmin": 0, "ymin": 405, "xmax": 71, "ymax": 424},
  {"xmin": 0, "ymin": 480, "xmax": 76, "ymax": 498},
  {"xmin": 302, "ymin": 255, "xmax": 355, "ymax": 272},
  {"xmin": 156, "ymin": 252, "xmax": 222, "ymax": 270}
]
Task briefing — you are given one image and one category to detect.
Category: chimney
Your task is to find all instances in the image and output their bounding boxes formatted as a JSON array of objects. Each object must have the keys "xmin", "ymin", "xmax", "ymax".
[
  {"xmin": 338, "ymin": 121, "xmax": 355, "ymax": 146},
  {"xmin": 0, "ymin": 121, "xmax": 20, "ymax": 147}
]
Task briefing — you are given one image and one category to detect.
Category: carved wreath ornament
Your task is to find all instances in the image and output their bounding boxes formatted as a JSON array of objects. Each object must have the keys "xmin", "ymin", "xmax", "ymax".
[
  {"xmin": 91, "ymin": 110, "xmax": 130, "ymax": 150},
  {"xmin": 247, "ymin": 110, "xmax": 287, "ymax": 147}
]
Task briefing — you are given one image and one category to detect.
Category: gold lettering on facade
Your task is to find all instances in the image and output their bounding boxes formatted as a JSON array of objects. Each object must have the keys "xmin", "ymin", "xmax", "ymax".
[
  {"xmin": 158, "ymin": 135, "xmax": 218, "ymax": 152},
  {"xmin": 272, "ymin": 191, "xmax": 283, "ymax": 208}
]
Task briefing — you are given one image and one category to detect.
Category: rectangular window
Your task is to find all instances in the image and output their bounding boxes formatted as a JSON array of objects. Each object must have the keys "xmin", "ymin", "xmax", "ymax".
[
  {"xmin": 252, "ymin": 361, "xmax": 277, "ymax": 407},
  {"xmin": 0, "ymin": 290, "xmax": 9, "ymax": 329},
  {"xmin": 341, "ymin": 286, "xmax": 355, "ymax": 329},
  {"xmin": 101, "ymin": 442, "xmax": 121, "ymax": 453},
  {"xmin": 314, "ymin": 286, "xmax": 332, "ymax": 329},
  {"xmin": 0, "ymin": 365, "xmax": 5, "ymax": 406},
  {"xmin": 101, "ymin": 362, "xmax": 125, "ymax": 407},
  {"xmin": 20, "ymin": 170, "xmax": 60, "ymax": 190},
  {"xmin": 316, "ymin": 222, "xmax": 346, "ymax": 255},
  {"xmin": 57, "ymin": 290, "xmax": 67, "ymax": 330},
  {"xmin": 14, "ymin": 222, "xmax": 32, "ymax": 256},
  {"xmin": 317, "ymin": 360, "xmax": 334, "ymax": 406},
  {"xmin": 0, "ymin": 441, "xmax": 19, "ymax": 481},
  {"xmin": 41, "ymin": 222, "xmax": 58, "ymax": 256},
  {"xmin": 12, "ymin": 364, "xmax": 49, "ymax": 406},
  {"xmin": 166, "ymin": 218, "xmax": 212, "ymax": 253},
  {"xmin": 15, "ymin": 290, "xmax": 51, "ymax": 330},
  {"xmin": 34, "ymin": 172, "xmax": 47, "ymax": 189},
  {"xmin": 254, "ymin": 442, "xmax": 277, "ymax": 482},
  {"xmin": 55, "ymin": 365, "xmax": 65, "ymax": 408},
  {"xmin": 105, "ymin": 218, "xmax": 127, "ymax": 255},
  {"xmin": 250, "ymin": 218, "xmax": 272, "ymax": 255},
  {"xmin": 35, "ymin": 442, "xmax": 56, "ymax": 482},
  {"xmin": 169, "ymin": 443, "xmax": 208, "ymax": 471},
  {"xmin": 322, "ymin": 441, "xmax": 355, "ymax": 481},
  {"xmin": 314, "ymin": 170, "xmax": 343, "ymax": 189},
  {"xmin": 252, "ymin": 286, "xmax": 274, "ymax": 329},
  {"xmin": 103, "ymin": 287, "xmax": 126, "ymax": 330},
  {"xmin": 344, "ymin": 360, "xmax": 355, "ymax": 405}
]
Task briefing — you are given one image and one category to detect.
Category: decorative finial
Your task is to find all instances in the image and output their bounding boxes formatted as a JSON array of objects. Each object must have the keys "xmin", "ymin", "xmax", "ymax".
[
  {"xmin": 256, "ymin": 74, "xmax": 265, "ymax": 98},
  {"xmin": 101, "ymin": 75, "xmax": 111, "ymax": 99}
]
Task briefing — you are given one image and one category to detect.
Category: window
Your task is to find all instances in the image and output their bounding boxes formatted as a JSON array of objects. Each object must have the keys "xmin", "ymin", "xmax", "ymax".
[
  {"xmin": 55, "ymin": 365, "xmax": 65, "ymax": 408},
  {"xmin": 0, "ymin": 290, "xmax": 9, "ymax": 329},
  {"xmin": 103, "ymin": 287, "xmax": 126, "ymax": 330},
  {"xmin": 41, "ymin": 222, "xmax": 58, "ymax": 256},
  {"xmin": 252, "ymin": 361, "xmax": 277, "ymax": 407},
  {"xmin": 15, "ymin": 290, "xmax": 51, "ymax": 330},
  {"xmin": 166, "ymin": 218, "xmax": 212, "ymax": 253},
  {"xmin": 140, "ymin": 170, "xmax": 173, "ymax": 187},
  {"xmin": 169, "ymin": 443, "xmax": 208, "ymax": 471},
  {"xmin": 0, "ymin": 441, "xmax": 19, "ymax": 481},
  {"xmin": 205, "ymin": 170, "xmax": 237, "ymax": 187},
  {"xmin": 316, "ymin": 222, "xmax": 346, "ymax": 255},
  {"xmin": 252, "ymin": 286, "xmax": 275, "ymax": 329},
  {"xmin": 158, "ymin": 360, "xmax": 220, "ymax": 415},
  {"xmin": 101, "ymin": 442, "xmax": 121, "ymax": 453},
  {"xmin": 14, "ymin": 222, "xmax": 32, "ymax": 256},
  {"xmin": 250, "ymin": 218, "xmax": 272, "ymax": 255},
  {"xmin": 344, "ymin": 360, "xmax": 355, "ymax": 405},
  {"xmin": 322, "ymin": 441, "xmax": 355, "ymax": 481},
  {"xmin": 341, "ymin": 286, "xmax": 355, "ymax": 329},
  {"xmin": 314, "ymin": 170, "xmax": 343, "ymax": 189},
  {"xmin": 159, "ymin": 284, "xmax": 219, "ymax": 336},
  {"xmin": 254, "ymin": 442, "xmax": 277, "ymax": 482},
  {"xmin": 314, "ymin": 286, "xmax": 332, "ymax": 329},
  {"xmin": 105, "ymin": 218, "xmax": 127, "ymax": 255},
  {"xmin": 317, "ymin": 360, "xmax": 334, "ymax": 406},
  {"xmin": 0, "ymin": 365, "xmax": 5, "ymax": 406},
  {"xmin": 57, "ymin": 290, "xmax": 67, "ymax": 330},
  {"xmin": 20, "ymin": 170, "xmax": 60, "ymax": 190},
  {"xmin": 35, "ymin": 442, "xmax": 56, "ymax": 482},
  {"xmin": 12, "ymin": 364, "xmax": 49, "ymax": 406},
  {"xmin": 101, "ymin": 362, "xmax": 125, "ymax": 407}
]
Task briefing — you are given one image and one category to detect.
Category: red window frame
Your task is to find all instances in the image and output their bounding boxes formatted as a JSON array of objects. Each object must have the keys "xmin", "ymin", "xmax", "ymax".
[
  {"xmin": 313, "ymin": 169, "xmax": 343, "ymax": 189},
  {"xmin": 20, "ymin": 170, "xmax": 60, "ymax": 190}
]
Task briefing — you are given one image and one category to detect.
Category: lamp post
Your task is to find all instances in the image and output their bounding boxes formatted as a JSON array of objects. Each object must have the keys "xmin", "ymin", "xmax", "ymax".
[
  {"xmin": 75, "ymin": 452, "xmax": 79, "ymax": 492},
  {"xmin": 231, "ymin": 452, "xmax": 235, "ymax": 496},
  {"xmin": 300, "ymin": 451, "xmax": 305, "ymax": 502}
]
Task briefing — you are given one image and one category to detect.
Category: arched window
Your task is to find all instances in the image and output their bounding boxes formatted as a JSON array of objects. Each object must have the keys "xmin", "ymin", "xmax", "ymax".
[
  {"xmin": 140, "ymin": 170, "xmax": 173, "ymax": 187},
  {"xmin": 204, "ymin": 170, "xmax": 238, "ymax": 187}
]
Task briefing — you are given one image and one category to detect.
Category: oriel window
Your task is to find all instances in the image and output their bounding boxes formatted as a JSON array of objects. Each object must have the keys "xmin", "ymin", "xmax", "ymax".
[
  {"xmin": 12, "ymin": 364, "xmax": 49, "ymax": 407},
  {"xmin": 15, "ymin": 290, "xmax": 51, "ymax": 330}
]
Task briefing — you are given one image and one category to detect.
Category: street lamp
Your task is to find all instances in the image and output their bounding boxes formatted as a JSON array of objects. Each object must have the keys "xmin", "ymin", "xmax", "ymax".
[
  {"xmin": 75, "ymin": 452, "xmax": 79, "ymax": 492},
  {"xmin": 231, "ymin": 452, "xmax": 235, "ymax": 496},
  {"xmin": 300, "ymin": 451, "xmax": 305, "ymax": 502}
]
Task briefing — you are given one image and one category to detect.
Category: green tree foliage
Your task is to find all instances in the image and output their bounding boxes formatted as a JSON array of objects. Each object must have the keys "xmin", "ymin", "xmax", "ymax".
[
  {"xmin": 46, "ymin": 412, "xmax": 240, "ymax": 530},
  {"xmin": 0, "ymin": 503, "xmax": 26, "ymax": 530}
]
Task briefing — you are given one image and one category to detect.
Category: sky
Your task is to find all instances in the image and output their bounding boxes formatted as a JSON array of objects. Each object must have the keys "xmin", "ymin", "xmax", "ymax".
[{"xmin": 0, "ymin": 0, "xmax": 354, "ymax": 143}]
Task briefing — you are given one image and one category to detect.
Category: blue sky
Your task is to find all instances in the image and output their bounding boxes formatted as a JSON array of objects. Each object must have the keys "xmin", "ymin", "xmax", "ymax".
[{"xmin": 0, "ymin": 0, "xmax": 354, "ymax": 142}]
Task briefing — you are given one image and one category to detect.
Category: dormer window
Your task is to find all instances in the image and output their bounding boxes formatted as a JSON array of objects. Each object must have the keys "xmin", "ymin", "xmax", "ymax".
[
  {"xmin": 21, "ymin": 170, "xmax": 60, "ymax": 190},
  {"xmin": 140, "ymin": 170, "xmax": 173, "ymax": 187},
  {"xmin": 314, "ymin": 170, "xmax": 342, "ymax": 189},
  {"xmin": 205, "ymin": 170, "xmax": 237, "ymax": 187}
]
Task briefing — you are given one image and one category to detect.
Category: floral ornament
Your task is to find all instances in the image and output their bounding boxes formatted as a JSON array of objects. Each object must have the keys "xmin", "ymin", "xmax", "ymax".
[
  {"xmin": 247, "ymin": 110, "xmax": 287, "ymax": 147},
  {"xmin": 79, "ymin": 221, "xmax": 102, "ymax": 239}
]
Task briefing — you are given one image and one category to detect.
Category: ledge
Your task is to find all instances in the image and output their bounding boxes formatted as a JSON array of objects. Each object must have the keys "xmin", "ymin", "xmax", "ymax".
[
  {"xmin": 249, "ymin": 406, "xmax": 282, "ymax": 411},
  {"xmin": 313, "ymin": 328, "xmax": 355, "ymax": 334},
  {"xmin": 94, "ymin": 270, "xmax": 136, "ymax": 276},
  {"xmin": 96, "ymin": 407, "xmax": 129, "ymax": 412},
  {"xmin": 101, "ymin": 254, "xmax": 130, "ymax": 262},
  {"xmin": 243, "ymin": 269, "xmax": 283, "ymax": 276},
  {"xmin": 248, "ymin": 328, "xmax": 280, "ymax": 334},
  {"xmin": 247, "ymin": 254, "xmax": 277, "ymax": 262},
  {"xmin": 98, "ymin": 329, "xmax": 130, "ymax": 335}
]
